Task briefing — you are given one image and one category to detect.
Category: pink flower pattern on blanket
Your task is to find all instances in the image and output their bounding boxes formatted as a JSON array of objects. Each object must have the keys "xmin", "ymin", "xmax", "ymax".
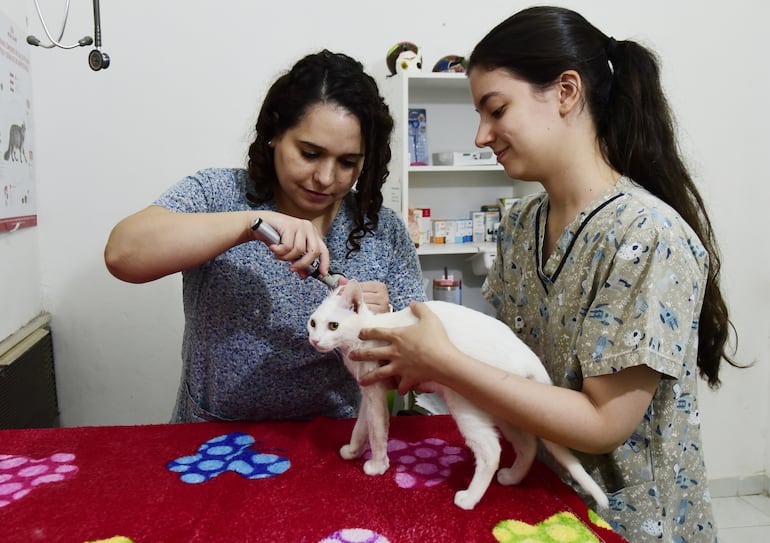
[
  {"xmin": 365, "ymin": 438, "xmax": 469, "ymax": 489},
  {"xmin": 0, "ymin": 453, "xmax": 79, "ymax": 507}
]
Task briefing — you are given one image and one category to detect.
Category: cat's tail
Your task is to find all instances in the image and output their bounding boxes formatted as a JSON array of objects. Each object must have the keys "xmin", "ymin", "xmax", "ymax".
[
  {"xmin": 541, "ymin": 439, "xmax": 609, "ymax": 509},
  {"xmin": 3, "ymin": 149, "xmax": 8, "ymax": 161}
]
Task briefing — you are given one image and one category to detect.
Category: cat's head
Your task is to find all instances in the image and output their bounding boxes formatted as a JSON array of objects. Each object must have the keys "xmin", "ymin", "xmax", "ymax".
[{"xmin": 307, "ymin": 279, "xmax": 370, "ymax": 353}]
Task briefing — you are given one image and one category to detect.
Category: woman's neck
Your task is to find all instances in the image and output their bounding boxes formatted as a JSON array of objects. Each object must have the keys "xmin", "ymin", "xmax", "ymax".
[
  {"xmin": 539, "ymin": 160, "xmax": 619, "ymax": 260},
  {"xmin": 543, "ymin": 152, "xmax": 618, "ymax": 207}
]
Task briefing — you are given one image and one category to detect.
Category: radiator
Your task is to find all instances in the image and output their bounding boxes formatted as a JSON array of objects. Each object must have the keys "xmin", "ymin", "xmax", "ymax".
[{"xmin": 0, "ymin": 313, "xmax": 59, "ymax": 429}]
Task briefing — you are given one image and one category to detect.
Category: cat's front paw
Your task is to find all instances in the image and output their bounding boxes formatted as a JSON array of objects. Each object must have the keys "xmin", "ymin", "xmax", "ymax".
[
  {"xmin": 363, "ymin": 458, "xmax": 389, "ymax": 476},
  {"xmin": 496, "ymin": 466, "xmax": 526, "ymax": 486},
  {"xmin": 454, "ymin": 489, "xmax": 481, "ymax": 510},
  {"xmin": 340, "ymin": 444, "xmax": 363, "ymax": 460}
]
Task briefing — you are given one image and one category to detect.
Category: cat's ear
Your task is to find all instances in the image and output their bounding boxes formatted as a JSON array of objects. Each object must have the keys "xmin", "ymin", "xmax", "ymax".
[{"xmin": 338, "ymin": 279, "xmax": 364, "ymax": 314}]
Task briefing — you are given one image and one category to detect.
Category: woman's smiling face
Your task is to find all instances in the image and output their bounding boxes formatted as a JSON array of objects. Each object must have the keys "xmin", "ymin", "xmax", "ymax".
[{"xmin": 470, "ymin": 67, "xmax": 562, "ymax": 182}]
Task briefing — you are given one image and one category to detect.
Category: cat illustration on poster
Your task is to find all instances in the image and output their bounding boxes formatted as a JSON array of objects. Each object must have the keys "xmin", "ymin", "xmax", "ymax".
[{"xmin": 4, "ymin": 122, "xmax": 27, "ymax": 162}]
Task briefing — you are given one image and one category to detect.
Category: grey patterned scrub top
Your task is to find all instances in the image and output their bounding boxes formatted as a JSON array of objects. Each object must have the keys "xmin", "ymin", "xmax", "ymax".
[
  {"xmin": 154, "ymin": 168, "xmax": 426, "ymax": 424},
  {"xmin": 483, "ymin": 177, "xmax": 718, "ymax": 542}
]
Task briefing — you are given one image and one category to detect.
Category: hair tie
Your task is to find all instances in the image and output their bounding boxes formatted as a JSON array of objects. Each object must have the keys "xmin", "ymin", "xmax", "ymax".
[{"xmin": 605, "ymin": 37, "xmax": 618, "ymax": 75}]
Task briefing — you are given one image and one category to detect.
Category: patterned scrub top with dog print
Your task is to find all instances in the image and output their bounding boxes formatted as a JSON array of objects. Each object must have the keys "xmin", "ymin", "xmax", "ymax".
[{"xmin": 483, "ymin": 177, "xmax": 718, "ymax": 542}]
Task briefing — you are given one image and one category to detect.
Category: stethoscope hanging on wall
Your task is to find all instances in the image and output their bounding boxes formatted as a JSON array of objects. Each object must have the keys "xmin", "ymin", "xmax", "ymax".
[{"xmin": 26, "ymin": 0, "xmax": 110, "ymax": 71}]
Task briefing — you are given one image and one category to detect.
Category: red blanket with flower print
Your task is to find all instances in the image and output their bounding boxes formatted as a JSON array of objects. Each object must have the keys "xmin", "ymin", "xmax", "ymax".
[{"xmin": 0, "ymin": 414, "xmax": 626, "ymax": 543}]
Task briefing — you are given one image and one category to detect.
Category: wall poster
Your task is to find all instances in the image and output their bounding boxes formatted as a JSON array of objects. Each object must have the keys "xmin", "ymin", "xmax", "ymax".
[{"xmin": 0, "ymin": 9, "xmax": 35, "ymax": 232}]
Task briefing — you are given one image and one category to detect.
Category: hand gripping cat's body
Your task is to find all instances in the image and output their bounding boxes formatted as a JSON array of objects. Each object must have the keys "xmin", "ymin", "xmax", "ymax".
[{"xmin": 307, "ymin": 280, "xmax": 608, "ymax": 511}]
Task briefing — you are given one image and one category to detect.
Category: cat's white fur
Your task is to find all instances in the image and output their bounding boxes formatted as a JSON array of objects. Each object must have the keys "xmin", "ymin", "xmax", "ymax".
[{"xmin": 307, "ymin": 280, "xmax": 608, "ymax": 511}]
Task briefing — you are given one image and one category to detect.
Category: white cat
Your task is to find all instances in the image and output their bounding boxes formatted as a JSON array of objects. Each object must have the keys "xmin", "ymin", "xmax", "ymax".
[{"xmin": 307, "ymin": 280, "xmax": 608, "ymax": 511}]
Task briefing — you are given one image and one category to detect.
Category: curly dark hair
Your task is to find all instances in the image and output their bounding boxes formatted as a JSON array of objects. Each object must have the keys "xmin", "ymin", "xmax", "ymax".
[
  {"xmin": 468, "ymin": 6, "xmax": 739, "ymax": 388},
  {"xmin": 246, "ymin": 49, "xmax": 394, "ymax": 256}
]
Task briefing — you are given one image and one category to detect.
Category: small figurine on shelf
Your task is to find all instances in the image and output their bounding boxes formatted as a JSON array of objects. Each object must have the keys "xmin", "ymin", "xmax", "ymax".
[
  {"xmin": 432, "ymin": 54, "xmax": 468, "ymax": 73},
  {"xmin": 386, "ymin": 41, "xmax": 422, "ymax": 76}
]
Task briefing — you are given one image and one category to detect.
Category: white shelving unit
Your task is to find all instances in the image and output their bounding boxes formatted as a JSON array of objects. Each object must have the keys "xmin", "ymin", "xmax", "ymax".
[
  {"xmin": 380, "ymin": 73, "xmax": 515, "ymax": 255},
  {"xmin": 379, "ymin": 72, "xmax": 529, "ymax": 312}
]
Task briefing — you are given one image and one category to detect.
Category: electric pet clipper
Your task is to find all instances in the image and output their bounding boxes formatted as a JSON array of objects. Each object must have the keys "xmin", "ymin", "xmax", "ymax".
[{"xmin": 251, "ymin": 218, "xmax": 345, "ymax": 289}]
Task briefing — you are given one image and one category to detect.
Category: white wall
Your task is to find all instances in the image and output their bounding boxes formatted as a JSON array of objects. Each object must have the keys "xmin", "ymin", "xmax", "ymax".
[{"xmin": 3, "ymin": 0, "xmax": 767, "ymax": 486}]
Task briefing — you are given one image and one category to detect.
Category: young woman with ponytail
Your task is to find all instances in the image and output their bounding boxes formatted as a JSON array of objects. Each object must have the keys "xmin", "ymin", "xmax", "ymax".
[{"xmin": 352, "ymin": 7, "xmax": 737, "ymax": 541}]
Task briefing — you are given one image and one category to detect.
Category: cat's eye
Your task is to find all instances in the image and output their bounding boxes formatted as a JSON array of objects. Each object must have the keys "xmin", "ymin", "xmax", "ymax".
[
  {"xmin": 328, "ymin": 322, "xmax": 339, "ymax": 331},
  {"xmin": 309, "ymin": 319, "xmax": 316, "ymax": 328}
]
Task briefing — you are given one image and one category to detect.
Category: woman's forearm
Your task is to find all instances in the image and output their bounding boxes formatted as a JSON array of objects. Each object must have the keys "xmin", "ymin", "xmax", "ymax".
[
  {"xmin": 104, "ymin": 205, "xmax": 255, "ymax": 283},
  {"xmin": 437, "ymin": 351, "xmax": 659, "ymax": 454}
]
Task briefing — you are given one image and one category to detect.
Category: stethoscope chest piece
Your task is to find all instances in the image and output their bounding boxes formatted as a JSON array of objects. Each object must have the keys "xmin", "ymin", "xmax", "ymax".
[{"xmin": 88, "ymin": 48, "xmax": 110, "ymax": 71}]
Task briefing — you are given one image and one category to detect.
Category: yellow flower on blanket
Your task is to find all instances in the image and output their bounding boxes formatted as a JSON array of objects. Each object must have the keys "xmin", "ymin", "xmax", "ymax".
[
  {"xmin": 588, "ymin": 509, "xmax": 612, "ymax": 530},
  {"xmin": 493, "ymin": 511, "xmax": 601, "ymax": 542}
]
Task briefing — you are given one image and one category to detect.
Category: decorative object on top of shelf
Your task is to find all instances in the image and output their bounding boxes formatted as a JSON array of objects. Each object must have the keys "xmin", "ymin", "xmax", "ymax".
[
  {"xmin": 386, "ymin": 41, "xmax": 422, "ymax": 76},
  {"xmin": 432, "ymin": 55, "xmax": 467, "ymax": 73}
]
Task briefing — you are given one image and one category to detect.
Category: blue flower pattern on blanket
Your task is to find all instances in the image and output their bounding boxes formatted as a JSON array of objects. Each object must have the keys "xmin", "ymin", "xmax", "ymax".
[{"xmin": 167, "ymin": 432, "xmax": 290, "ymax": 483}]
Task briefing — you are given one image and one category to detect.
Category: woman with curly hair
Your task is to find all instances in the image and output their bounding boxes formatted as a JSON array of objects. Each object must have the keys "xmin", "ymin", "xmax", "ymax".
[{"xmin": 105, "ymin": 50, "xmax": 424, "ymax": 423}]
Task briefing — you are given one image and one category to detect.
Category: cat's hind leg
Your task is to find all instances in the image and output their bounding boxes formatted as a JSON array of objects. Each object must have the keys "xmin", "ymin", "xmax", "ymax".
[
  {"xmin": 446, "ymin": 394, "xmax": 500, "ymax": 510},
  {"xmin": 495, "ymin": 421, "xmax": 538, "ymax": 486}
]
